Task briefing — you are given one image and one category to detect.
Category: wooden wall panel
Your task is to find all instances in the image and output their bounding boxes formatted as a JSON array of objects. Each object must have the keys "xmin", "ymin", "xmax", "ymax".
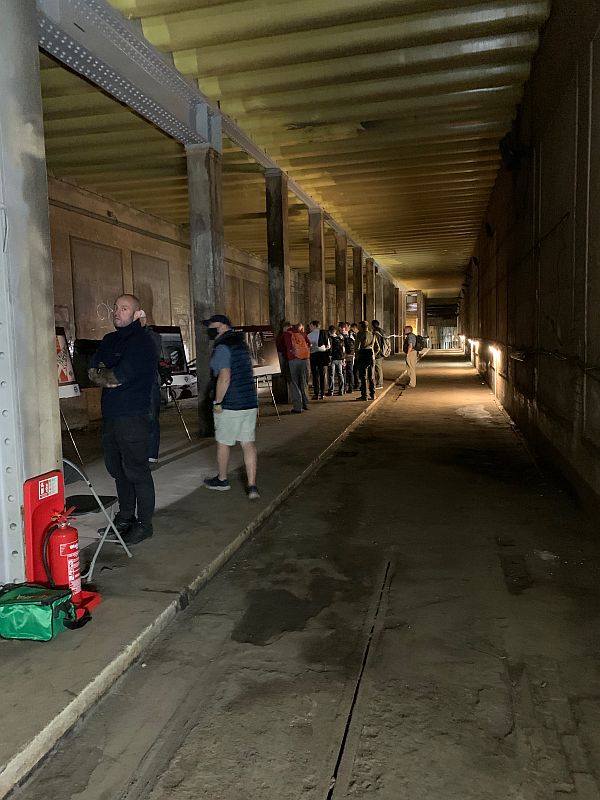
[
  {"xmin": 71, "ymin": 237, "xmax": 123, "ymax": 340},
  {"xmin": 132, "ymin": 252, "xmax": 171, "ymax": 325}
]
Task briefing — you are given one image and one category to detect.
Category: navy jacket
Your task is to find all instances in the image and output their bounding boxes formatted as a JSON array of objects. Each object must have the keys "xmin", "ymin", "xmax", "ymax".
[{"xmin": 90, "ymin": 320, "xmax": 156, "ymax": 418}]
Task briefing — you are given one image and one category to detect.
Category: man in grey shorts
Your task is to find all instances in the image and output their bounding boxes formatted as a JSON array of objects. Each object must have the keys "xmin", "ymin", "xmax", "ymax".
[{"xmin": 203, "ymin": 315, "xmax": 260, "ymax": 500}]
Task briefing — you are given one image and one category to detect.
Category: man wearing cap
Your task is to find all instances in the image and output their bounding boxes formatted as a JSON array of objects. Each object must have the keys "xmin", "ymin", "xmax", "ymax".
[{"xmin": 203, "ymin": 315, "xmax": 260, "ymax": 499}]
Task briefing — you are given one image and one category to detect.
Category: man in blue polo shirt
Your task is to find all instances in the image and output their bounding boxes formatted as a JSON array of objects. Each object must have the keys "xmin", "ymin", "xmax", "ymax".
[
  {"xmin": 202, "ymin": 315, "xmax": 260, "ymax": 499},
  {"xmin": 88, "ymin": 294, "xmax": 156, "ymax": 544}
]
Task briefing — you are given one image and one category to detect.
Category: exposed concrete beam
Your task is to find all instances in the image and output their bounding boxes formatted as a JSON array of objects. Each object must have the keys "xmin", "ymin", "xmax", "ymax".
[{"xmin": 36, "ymin": 0, "xmax": 392, "ymax": 287}]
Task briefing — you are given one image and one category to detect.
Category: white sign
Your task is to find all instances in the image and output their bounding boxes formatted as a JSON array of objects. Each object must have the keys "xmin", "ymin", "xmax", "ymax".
[{"xmin": 39, "ymin": 475, "xmax": 59, "ymax": 501}]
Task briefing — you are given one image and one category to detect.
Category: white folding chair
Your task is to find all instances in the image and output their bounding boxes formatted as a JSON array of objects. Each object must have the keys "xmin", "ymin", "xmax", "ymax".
[{"xmin": 62, "ymin": 457, "xmax": 133, "ymax": 581}]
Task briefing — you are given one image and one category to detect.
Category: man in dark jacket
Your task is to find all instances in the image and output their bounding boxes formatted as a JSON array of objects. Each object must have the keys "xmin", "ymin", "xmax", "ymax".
[
  {"xmin": 354, "ymin": 320, "xmax": 377, "ymax": 401},
  {"xmin": 89, "ymin": 294, "xmax": 157, "ymax": 544},
  {"xmin": 203, "ymin": 315, "xmax": 260, "ymax": 499},
  {"xmin": 326, "ymin": 324, "xmax": 346, "ymax": 395},
  {"xmin": 340, "ymin": 322, "xmax": 355, "ymax": 393}
]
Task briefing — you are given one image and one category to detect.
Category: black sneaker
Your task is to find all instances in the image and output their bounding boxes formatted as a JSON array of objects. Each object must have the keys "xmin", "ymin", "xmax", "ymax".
[
  {"xmin": 204, "ymin": 475, "xmax": 231, "ymax": 491},
  {"xmin": 99, "ymin": 516, "xmax": 136, "ymax": 536},
  {"xmin": 247, "ymin": 485, "xmax": 260, "ymax": 501},
  {"xmin": 124, "ymin": 522, "xmax": 153, "ymax": 545}
]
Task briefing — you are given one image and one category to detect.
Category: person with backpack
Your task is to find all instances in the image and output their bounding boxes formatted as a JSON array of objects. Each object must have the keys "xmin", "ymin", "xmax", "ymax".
[
  {"xmin": 340, "ymin": 322, "xmax": 355, "ymax": 393},
  {"xmin": 203, "ymin": 314, "xmax": 260, "ymax": 499},
  {"xmin": 402, "ymin": 324, "xmax": 419, "ymax": 388},
  {"xmin": 371, "ymin": 320, "xmax": 390, "ymax": 389},
  {"xmin": 282, "ymin": 323, "xmax": 311, "ymax": 413},
  {"xmin": 326, "ymin": 324, "xmax": 346, "ymax": 395}
]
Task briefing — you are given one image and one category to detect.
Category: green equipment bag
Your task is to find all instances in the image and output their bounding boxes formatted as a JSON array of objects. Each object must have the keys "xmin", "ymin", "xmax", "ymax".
[{"xmin": 0, "ymin": 584, "xmax": 84, "ymax": 642}]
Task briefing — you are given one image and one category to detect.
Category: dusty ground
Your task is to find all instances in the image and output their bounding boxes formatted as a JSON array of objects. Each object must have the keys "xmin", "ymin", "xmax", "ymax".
[{"xmin": 11, "ymin": 353, "xmax": 600, "ymax": 800}]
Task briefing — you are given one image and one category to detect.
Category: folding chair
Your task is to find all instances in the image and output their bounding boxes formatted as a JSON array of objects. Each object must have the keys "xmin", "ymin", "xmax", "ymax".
[{"xmin": 62, "ymin": 457, "xmax": 133, "ymax": 581}]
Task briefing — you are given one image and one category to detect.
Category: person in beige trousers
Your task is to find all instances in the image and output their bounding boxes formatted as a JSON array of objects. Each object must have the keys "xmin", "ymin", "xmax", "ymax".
[{"xmin": 402, "ymin": 325, "xmax": 418, "ymax": 388}]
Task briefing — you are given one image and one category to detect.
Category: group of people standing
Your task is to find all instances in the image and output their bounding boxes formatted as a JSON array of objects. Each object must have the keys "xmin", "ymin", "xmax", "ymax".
[
  {"xmin": 88, "ymin": 295, "xmax": 421, "ymax": 544},
  {"xmin": 277, "ymin": 319, "xmax": 391, "ymax": 412}
]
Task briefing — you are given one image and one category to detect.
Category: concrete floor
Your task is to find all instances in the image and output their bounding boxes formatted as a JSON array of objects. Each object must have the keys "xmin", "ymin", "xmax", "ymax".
[{"xmin": 8, "ymin": 353, "xmax": 600, "ymax": 799}]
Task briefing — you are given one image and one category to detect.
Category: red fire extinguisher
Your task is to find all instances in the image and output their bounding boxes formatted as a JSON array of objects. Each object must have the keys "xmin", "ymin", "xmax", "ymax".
[{"xmin": 41, "ymin": 507, "xmax": 82, "ymax": 604}]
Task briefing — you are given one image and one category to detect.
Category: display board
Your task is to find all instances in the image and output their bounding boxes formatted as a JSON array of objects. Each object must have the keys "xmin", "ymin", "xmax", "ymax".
[
  {"xmin": 55, "ymin": 327, "xmax": 80, "ymax": 399},
  {"xmin": 233, "ymin": 325, "xmax": 281, "ymax": 377},
  {"xmin": 152, "ymin": 325, "xmax": 189, "ymax": 375}
]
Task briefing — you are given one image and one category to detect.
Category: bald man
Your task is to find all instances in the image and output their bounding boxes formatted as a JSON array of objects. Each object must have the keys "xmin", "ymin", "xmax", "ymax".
[{"xmin": 89, "ymin": 294, "xmax": 157, "ymax": 544}]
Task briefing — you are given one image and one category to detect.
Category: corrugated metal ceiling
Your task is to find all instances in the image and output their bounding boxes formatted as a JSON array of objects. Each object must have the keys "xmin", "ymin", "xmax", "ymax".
[{"xmin": 41, "ymin": 0, "xmax": 551, "ymax": 295}]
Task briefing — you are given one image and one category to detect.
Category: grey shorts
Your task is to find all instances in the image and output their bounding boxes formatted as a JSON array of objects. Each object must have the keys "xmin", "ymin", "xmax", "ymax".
[{"xmin": 214, "ymin": 408, "xmax": 258, "ymax": 446}]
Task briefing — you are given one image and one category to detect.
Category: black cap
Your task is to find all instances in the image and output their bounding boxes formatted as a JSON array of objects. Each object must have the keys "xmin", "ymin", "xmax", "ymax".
[{"xmin": 202, "ymin": 314, "xmax": 231, "ymax": 327}]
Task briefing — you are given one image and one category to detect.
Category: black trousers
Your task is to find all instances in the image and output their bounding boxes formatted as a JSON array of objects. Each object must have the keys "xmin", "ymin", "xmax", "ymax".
[
  {"xmin": 345, "ymin": 355, "xmax": 355, "ymax": 390},
  {"xmin": 356, "ymin": 349, "xmax": 375, "ymax": 399},
  {"xmin": 310, "ymin": 352, "xmax": 327, "ymax": 398},
  {"xmin": 148, "ymin": 381, "xmax": 161, "ymax": 460},
  {"xmin": 102, "ymin": 415, "xmax": 155, "ymax": 526}
]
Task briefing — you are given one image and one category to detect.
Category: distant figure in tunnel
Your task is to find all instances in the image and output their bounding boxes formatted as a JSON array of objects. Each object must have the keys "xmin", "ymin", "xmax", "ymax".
[
  {"xmin": 402, "ymin": 325, "xmax": 418, "ymax": 388},
  {"xmin": 354, "ymin": 320, "xmax": 377, "ymax": 401},
  {"xmin": 371, "ymin": 319, "xmax": 386, "ymax": 389}
]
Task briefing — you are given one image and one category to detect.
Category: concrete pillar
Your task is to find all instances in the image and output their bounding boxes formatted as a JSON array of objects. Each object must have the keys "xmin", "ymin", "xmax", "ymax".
[
  {"xmin": 365, "ymin": 257, "xmax": 376, "ymax": 323},
  {"xmin": 417, "ymin": 290, "xmax": 426, "ymax": 335},
  {"xmin": 265, "ymin": 169, "xmax": 290, "ymax": 326},
  {"xmin": 308, "ymin": 210, "xmax": 326, "ymax": 323},
  {"xmin": 394, "ymin": 288, "xmax": 402, "ymax": 353},
  {"xmin": 265, "ymin": 168, "xmax": 290, "ymax": 403},
  {"xmin": 0, "ymin": 0, "xmax": 62, "ymax": 583},
  {"xmin": 334, "ymin": 231, "xmax": 348, "ymax": 324},
  {"xmin": 352, "ymin": 246, "xmax": 364, "ymax": 323},
  {"xmin": 187, "ymin": 143, "xmax": 224, "ymax": 437}
]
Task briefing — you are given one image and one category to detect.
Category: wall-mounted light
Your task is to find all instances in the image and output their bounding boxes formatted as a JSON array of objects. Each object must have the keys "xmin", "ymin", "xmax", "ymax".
[{"xmin": 489, "ymin": 346, "xmax": 500, "ymax": 397}]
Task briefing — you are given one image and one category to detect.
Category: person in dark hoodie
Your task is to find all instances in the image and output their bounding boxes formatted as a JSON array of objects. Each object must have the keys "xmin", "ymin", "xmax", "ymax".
[
  {"xmin": 202, "ymin": 315, "xmax": 260, "ymax": 500},
  {"xmin": 88, "ymin": 294, "xmax": 157, "ymax": 544}
]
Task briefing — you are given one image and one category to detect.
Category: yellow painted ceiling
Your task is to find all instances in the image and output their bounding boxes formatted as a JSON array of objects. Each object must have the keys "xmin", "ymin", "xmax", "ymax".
[{"xmin": 41, "ymin": 0, "xmax": 552, "ymax": 295}]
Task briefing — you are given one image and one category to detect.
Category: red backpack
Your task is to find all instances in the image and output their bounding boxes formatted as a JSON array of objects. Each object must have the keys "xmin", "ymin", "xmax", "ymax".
[{"xmin": 289, "ymin": 330, "xmax": 309, "ymax": 360}]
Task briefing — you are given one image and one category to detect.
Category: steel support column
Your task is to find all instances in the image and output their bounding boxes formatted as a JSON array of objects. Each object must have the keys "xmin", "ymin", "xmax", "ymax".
[
  {"xmin": 0, "ymin": 0, "xmax": 62, "ymax": 583},
  {"xmin": 187, "ymin": 143, "xmax": 224, "ymax": 437},
  {"xmin": 365, "ymin": 257, "xmax": 376, "ymax": 324},
  {"xmin": 265, "ymin": 168, "xmax": 290, "ymax": 403},
  {"xmin": 352, "ymin": 246, "xmax": 363, "ymax": 323},
  {"xmin": 308, "ymin": 210, "xmax": 326, "ymax": 324},
  {"xmin": 334, "ymin": 231, "xmax": 348, "ymax": 324}
]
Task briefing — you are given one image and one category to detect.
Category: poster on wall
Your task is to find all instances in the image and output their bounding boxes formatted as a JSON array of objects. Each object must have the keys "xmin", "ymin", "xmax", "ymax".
[
  {"xmin": 152, "ymin": 326, "xmax": 189, "ymax": 375},
  {"xmin": 233, "ymin": 325, "xmax": 281, "ymax": 378},
  {"xmin": 55, "ymin": 327, "xmax": 80, "ymax": 399}
]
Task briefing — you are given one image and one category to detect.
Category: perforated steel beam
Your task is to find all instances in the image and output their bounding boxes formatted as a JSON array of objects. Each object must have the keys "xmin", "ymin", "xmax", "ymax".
[{"xmin": 37, "ymin": 0, "xmax": 221, "ymax": 149}]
